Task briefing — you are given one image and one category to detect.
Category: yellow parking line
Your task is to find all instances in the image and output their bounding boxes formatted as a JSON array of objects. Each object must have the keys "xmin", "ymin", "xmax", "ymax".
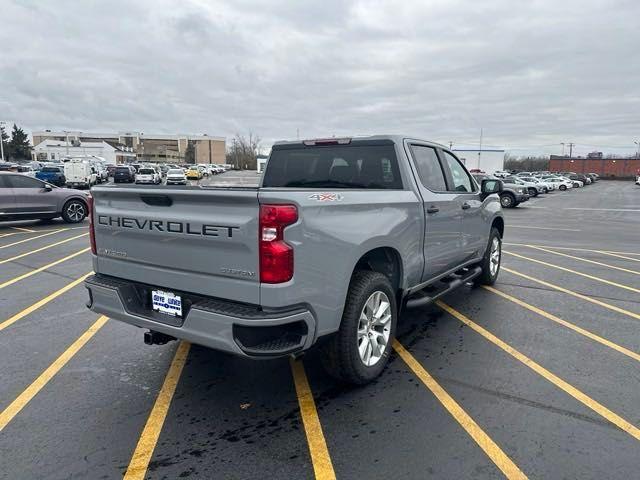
[
  {"xmin": 0, "ymin": 315, "xmax": 108, "ymax": 432},
  {"xmin": 290, "ymin": 359, "xmax": 336, "ymax": 480},
  {"xmin": 11, "ymin": 226, "xmax": 36, "ymax": 233},
  {"xmin": 0, "ymin": 229, "xmax": 66, "ymax": 250},
  {"xmin": 504, "ymin": 242, "xmax": 640, "ymax": 258},
  {"xmin": 394, "ymin": 340, "xmax": 528, "ymax": 480},
  {"xmin": 504, "ymin": 250, "xmax": 640, "ymax": 294},
  {"xmin": 0, "ymin": 272, "xmax": 93, "ymax": 331},
  {"xmin": 483, "ymin": 286, "xmax": 640, "ymax": 363},
  {"xmin": 0, "ymin": 247, "xmax": 90, "ymax": 290},
  {"xmin": 525, "ymin": 245, "xmax": 639, "ymax": 276},
  {"xmin": 0, "ymin": 232, "xmax": 88, "ymax": 265},
  {"xmin": 124, "ymin": 341, "xmax": 191, "ymax": 480},
  {"xmin": 501, "ymin": 267, "xmax": 640, "ymax": 321},
  {"xmin": 436, "ymin": 301, "xmax": 640, "ymax": 441}
]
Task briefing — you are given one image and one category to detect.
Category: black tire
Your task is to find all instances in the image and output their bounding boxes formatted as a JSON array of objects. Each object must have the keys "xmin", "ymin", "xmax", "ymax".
[
  {"xmin": 559, "ymin": 184, "xmax": 567, "ymax": 191},
  {"xmin": 528, "ymin": 187, "xmax": 538, "ymax": 197},
  {"xmin": 61, "ymin": 199, "xmax": 87, "ymax": 223},
  {"xmin": 474, "ymin": 227, "xmax": 502, "ymax": 286},
  {"xmin": 500, "ymin": 193, "xmax": 515, "ymax": 208},
  {"xmin": 322, "ymin": 271, "xmax": 397, "ymax": 385}
]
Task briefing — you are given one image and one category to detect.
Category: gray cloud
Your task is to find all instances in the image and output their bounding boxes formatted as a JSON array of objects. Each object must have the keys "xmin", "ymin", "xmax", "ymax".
[{"xmin": 0, "ymin": 0, "xmax": 639, "ymax": 156}]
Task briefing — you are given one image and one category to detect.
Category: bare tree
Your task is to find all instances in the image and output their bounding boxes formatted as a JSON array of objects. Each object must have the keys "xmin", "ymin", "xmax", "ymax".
[{"xmin": 226, "ymin": 133, "xmax": 260, "ymax": 170}]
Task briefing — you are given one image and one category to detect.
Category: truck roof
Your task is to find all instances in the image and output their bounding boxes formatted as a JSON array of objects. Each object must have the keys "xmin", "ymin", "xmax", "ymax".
[{"xmin": 272, "ymin": 134, "xmax": 447, "ymax": 150}]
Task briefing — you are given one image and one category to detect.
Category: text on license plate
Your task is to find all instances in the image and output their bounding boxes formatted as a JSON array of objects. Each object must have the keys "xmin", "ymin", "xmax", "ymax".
[{"xmin": 152, "ymin": 290, "xmax": 182, "ymax": 317}]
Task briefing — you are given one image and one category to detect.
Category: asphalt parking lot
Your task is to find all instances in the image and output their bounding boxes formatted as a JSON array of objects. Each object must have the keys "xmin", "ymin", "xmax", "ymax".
[{"xmin": 0, "ymin": 179, "xmax": 638, "ymax": 479}]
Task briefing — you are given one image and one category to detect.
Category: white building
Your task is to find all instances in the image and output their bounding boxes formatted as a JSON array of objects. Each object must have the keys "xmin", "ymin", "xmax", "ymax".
[
  {"xmin": 452, "ymin": 148, "xmax": 505, "ymax": 173},
  {"xmin": 33, "ymin": 139, "xmax": 136, "ymax": 164}
]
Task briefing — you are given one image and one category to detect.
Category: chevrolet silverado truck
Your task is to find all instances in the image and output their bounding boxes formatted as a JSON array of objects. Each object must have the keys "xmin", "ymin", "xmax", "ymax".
[{"xmin": 85, "ymin": 136, "xmax": 504, "ymax": 384}]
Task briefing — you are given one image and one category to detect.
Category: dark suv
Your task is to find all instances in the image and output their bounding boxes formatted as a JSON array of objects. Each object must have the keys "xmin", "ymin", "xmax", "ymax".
[
  {"xmin": 0, "ymin": 172, "xmax": 89, "ymax": 223},
  {"xmin": 114, "ymin": 165, "xmax": 136, "ymax": 183}
]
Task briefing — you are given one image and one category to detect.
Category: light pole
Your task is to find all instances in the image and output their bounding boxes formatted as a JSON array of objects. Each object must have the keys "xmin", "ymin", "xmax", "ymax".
[
  {"xmin": 634, "ymin": 141, "xmax": 639, "ymax": 160},
  {"xmin": 0, "ymin": 121, "xmax": 5, "ymax": 161}
]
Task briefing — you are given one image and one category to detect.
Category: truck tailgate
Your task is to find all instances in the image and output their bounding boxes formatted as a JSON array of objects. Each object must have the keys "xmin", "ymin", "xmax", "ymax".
[{"xmin": 91, "ymin": 186, "xmax": 260, "ymax": 304}]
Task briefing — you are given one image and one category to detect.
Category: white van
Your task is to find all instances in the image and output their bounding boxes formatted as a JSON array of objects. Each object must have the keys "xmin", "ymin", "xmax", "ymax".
[{"xmin": 64, "ymin": 159, "xmax": 97, "ymax": 188}]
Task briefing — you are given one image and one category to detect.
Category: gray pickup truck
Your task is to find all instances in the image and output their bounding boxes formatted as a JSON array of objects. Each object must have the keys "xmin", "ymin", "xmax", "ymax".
[{"xmin": 85, "ymin": 136, "xmax": 504, "ymax": 384}]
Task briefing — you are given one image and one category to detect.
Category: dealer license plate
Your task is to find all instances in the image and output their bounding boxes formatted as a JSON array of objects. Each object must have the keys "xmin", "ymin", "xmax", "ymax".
[{"xmin": 151, "ymin": 290, "xmax": 182, "ymax": 317}]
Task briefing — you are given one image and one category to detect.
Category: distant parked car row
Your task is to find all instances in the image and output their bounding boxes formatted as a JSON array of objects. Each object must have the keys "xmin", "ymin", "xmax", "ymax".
[{"xmin": 472, "ymin": 170, "xmax": 599, "ymax": 208}]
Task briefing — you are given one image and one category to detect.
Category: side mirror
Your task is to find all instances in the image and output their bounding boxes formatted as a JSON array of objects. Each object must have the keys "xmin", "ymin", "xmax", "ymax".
[
  {"xmin": 481, "ymin": 179, "xmax": 503, "ymax": 197},
  {"xmin": 43, "ymin": 184, "xmax": 53, "ymax": 192}
]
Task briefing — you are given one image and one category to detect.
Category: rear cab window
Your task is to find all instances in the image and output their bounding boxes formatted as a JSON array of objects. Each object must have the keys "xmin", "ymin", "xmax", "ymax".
[{"xmin": 262, "ymin": 140, "xmax": 403, "ymax": 189}]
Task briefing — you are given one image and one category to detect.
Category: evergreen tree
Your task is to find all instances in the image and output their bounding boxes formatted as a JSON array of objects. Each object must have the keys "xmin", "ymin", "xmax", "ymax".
[
  {"xmin": 8, "ymin": 124, "xmax": 31, "ymax": 159},
  {"xmin": 184, "ymin": 141, "xmax": 196, "ymax": 164}
]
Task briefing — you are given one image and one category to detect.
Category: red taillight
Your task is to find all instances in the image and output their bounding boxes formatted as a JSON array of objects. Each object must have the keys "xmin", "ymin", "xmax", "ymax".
[
  {"xmin": 88, "ymin": 195, "xmax": 96, "ymax": 255},
  {"xmin": 259, "ymin": 204, "xmax": 298, "ymax": 283}
]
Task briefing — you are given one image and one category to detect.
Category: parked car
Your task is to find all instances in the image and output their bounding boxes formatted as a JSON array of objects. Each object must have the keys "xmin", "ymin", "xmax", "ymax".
[
  {"xmin": 64, "ymin": 160, "xmax": 98, "ymax": 189},
  {"xmin": 185, "ymin": 166, "xmax": 202, "ymax": 180},
  {"xmin": 474, "ymin": 173, "xmax": 528, "ymax": 208},
  {"xmin": 16, "ymin": 165, "xmax": 36, "ymax": 177},
  {"xmin": 114, "ymin": 165, "xmax": 136, "ymax": 183},
  {"xmin": 0, "ymin": 172, "xmax": 89, "ymax": 223},
  {"xmin": 588, "ymin": 173, "xmax": 599, "ymax": 182},
  {"xmin": 106, "ymin": 164, "xmax": 117, "ymax": 177},
  {"xmin": 635, "ymin": 174, "xmax": 640, "ymax": 185},
  {"xmin": 35, "ymin": 165, "xmax": 66, "ymax": 186},
  {"xmin": 166, "ymin": 168, "xmax": 187, "ymax": 185},
  {"xmin": 542, "ymin": 177, "xmax": 573, "ymax": 191},
  {"xmin": 93, "ymin": 163, "xmax": 109, "ymax": 183},
  {"xmin": 197, "ymin": 165, "xmax": 209, "ymax": 177},
  {"xmin": 568, "ymin": 173, "xmax": 590, "ymax": 185},
  {"xmin": 213, "ymin": 164, "xmax": 226, "ymax": 174},
  {"xmin": 85, "ymin": 135, "xmax": 505, "ymax": 384},
  {"xmin": 135, "ymin": 167, "xmax": 162, "ymax": 185},
  {"xmin": 503, "ymin": 176, "xmax": 544, "ymax": 197},
  {"xmin": 519, "ymin": 176, "xmax": 555, "ymax": 192},
  {"xmin": 158, "ymin": 164, "xmax": 170, "ymax": 177}
]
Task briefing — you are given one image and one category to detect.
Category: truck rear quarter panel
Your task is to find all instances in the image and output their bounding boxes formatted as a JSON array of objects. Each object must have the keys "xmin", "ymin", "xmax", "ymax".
[{"xmin": 258, "ymin": 189, "xmax": 424, "ymax": 338}]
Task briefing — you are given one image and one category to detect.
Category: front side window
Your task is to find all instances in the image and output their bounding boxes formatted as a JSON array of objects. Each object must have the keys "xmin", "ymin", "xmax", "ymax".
[
  {"xmin": 442, "ymin": 151, "xmax": 474, "ymax": 192},
  {"xmin": 7, "ymin": 175, "xmax": 45, "ymax": 188},
  {"xmin": 410, "ymin": 145, "xmax": 447, "ymax": 191}
]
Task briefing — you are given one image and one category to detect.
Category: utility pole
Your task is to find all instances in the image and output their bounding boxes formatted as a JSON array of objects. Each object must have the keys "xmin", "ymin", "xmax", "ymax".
[
  {"xmin": 449, "ymin": 141, "xmax": 453, "ymax": 149},
  {"xmin": 0, "ymin": 121, "xmax": 5, "ymax": 161},
  {"xmin": 634, "ymin": 141, "xmax": 639, "ymax": 160},
  {"xmin": 478, "ymin": 128, "xmax": 483, "ymax": 170},
  {"xmin": 567, "ymin": 142, "xmax": 574, "ymax": 158}
]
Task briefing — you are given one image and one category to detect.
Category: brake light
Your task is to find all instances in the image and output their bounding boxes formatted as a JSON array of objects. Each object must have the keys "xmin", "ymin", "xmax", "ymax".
[
  {"xmin": 303, "ymin": 137, "xmax": 351, "ymax": 146},
  {"xmin": 259, "ymin": 204, "xmax": 298, "ymax": 283},
  {"xmin": 88, "ymin": 195, "xmax": 96, "ymax": 255}
]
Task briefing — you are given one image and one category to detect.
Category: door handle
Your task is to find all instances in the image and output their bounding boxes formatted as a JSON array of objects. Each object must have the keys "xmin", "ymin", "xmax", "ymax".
[
  {"xmin": 426, "ymin": 206, "xmax": 439, "ymax": 214},
  {"xmin": 461, "ymin": 202, "xmax": 471, "ymax": 210}
]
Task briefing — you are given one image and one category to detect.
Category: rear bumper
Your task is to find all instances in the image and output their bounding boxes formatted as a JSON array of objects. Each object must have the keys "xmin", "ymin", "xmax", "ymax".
[{"xmin": 84, "ymin": 274, "xmax": 317, "ymax": 358}]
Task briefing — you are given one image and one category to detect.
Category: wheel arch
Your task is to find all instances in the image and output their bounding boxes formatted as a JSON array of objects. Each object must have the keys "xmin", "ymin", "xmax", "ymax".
[{"xmin": 351, "ymin": 246, "xmax": 404, "ymax": 303}]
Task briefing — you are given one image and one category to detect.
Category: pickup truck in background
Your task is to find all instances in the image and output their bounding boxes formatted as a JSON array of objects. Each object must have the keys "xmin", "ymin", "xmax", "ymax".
[
  {"xmin": 85, "ymin": 135, "xmax": 505, "ymax": 384},
  {"xmin": 35, "ymin": 165, "xmax": 66, "ymax": 187}
]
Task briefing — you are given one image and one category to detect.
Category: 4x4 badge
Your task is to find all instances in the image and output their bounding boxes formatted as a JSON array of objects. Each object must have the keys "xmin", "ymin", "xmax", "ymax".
[{"xmin": 308, "ymin": 193, "xmax": 344, "ymax": 202}]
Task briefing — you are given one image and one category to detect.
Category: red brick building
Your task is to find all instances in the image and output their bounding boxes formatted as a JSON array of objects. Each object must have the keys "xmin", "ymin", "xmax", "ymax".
[{"xmin": 549, "ymin": 155, "xmax": 640, "ymax": 178}]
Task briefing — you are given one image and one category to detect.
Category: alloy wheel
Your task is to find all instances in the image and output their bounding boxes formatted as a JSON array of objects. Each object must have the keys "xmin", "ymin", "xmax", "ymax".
[{"xmin": 357, "ymin": 291, "xmax": 392, "ymax": 367}]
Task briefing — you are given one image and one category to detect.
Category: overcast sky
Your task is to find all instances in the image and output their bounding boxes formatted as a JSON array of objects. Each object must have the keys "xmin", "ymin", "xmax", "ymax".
[{"xmin": 1, "ymin": 0, "xmax": 639, "ymax": 156}]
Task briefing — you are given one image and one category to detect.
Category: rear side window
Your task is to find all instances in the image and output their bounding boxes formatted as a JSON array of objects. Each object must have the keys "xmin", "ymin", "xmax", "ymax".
[
  {"xmin": 442, "ymin": 151, "xmax": 474, "ymax": 192},
  {"xmin": 410, "ymin": 145, "xmax": 447, "ymax": 191},
  {"xmin": 262, "ymin": 144, "xmax": 403, "ymax": 189}
]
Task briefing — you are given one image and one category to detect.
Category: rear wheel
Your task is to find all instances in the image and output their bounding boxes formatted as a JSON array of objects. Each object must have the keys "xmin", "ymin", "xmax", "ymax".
[
  {"xmin": 323, "ymin": 271, "xmax": 397, "ymax": 384},
  {"xmin": 61, "ymin": 199, "xmax": 87, "ymax": 223},
  {"xmin": 528, "ymin": 187, "xmax": 538, "ymax": 197},
  {"xmin": 474, "ymin": 227, "xmax": 502, "ymax": 286},
  {"xmin": 559, "ymin": 184, "xmax": 567, "ymax": 191}
]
